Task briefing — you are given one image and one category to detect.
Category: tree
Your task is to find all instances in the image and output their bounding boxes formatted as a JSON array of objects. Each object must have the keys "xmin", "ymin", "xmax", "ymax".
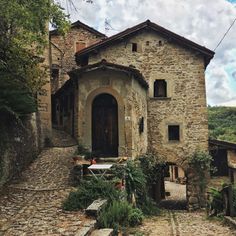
[{"xmin": 0, "ymin": 0, "xmax": 69, "ymax": 116}]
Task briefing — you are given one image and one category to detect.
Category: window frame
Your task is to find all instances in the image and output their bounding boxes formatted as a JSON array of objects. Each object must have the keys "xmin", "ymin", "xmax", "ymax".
[
  {"xmin": 167, "ymin": 124, "xmax": 181, "ymax": 142},
  {"xmin": 154, "ymin": 79, "xmax": 167, "ymax": 98}
]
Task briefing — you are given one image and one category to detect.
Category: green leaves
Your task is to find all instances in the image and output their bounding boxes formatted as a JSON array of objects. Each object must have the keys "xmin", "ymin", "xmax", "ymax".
[
  {"xmin": 0, "ymin": 0, "xmax": 69, "ymax": 116},
  {"xmin": 208, "ymin": 107, "xmax": 236, "ymax": 143}
]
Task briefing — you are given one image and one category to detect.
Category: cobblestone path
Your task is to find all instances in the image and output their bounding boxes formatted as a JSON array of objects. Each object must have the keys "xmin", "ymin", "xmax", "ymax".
[
  {"xmin": 0, "ymin": 144, "xmax": 94, "ymax": 236},
  {"xmin": 139, "ymin": 210, "xmax": 236, "ymax": 236}
]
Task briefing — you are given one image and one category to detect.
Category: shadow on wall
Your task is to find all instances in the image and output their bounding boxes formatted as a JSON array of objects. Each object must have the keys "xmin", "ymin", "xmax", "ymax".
[{"xmin": 0, "ymin": 112, "xmax": 40, "ymax": 188}]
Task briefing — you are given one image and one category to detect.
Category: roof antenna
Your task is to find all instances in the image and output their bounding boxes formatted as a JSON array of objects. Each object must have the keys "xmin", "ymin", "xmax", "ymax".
[{"xmin": 105, "ymin": 18, "xmax": 119, "ymax": 34}]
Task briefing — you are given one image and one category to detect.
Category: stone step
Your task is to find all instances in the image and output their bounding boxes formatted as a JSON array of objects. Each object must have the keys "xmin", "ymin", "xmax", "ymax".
[
  {"xmin": 90, "ymin": 228, "xmax": 114, "ymax": 236},
  {"xmin": 75, "ymin": 220, "xmax": 97, "ymax": 236},
  {"xmin": 85, "ymin": 199, "xmax": 107, "ymax": 217}
]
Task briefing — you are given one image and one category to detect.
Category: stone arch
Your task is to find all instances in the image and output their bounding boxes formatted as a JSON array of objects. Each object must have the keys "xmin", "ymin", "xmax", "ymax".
[{"xmin": 84, "ymin": 87, "xmax": 125, "ymax": 156}]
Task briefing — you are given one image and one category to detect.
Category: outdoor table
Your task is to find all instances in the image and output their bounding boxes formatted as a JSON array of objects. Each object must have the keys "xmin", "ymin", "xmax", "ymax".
[{"xmin": 88, "ymin": 164, "xmax": 113, "ymax": 179}]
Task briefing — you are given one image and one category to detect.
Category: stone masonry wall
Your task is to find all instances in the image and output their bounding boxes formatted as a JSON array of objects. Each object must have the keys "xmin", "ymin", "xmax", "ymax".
[
  {"xmin": 0, "ymin": 113, "xmax": 40, "ymax": 188},
  {"xmin": 88, "ymin": 31, "xmax": 209, "ymax": 163},
  {"xmin": 76, "ymin": 69, "xmax": 147, "ymax": 158},
  {"xmin": 87, "ymin": 30, "xmax": 209, "ymax": 209},
  {"xmin": 50, "ymin": 27, "xmax": 104, "ymax": 93}
]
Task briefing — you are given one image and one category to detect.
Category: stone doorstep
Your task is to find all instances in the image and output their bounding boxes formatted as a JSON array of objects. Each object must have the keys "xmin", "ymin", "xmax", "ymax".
[
  {"xmin": 90, "ymin": 228, "xmax": 114, "ymax": 236},
  {"xmin": 85, "ymin": 199, "xmax": 108, "ymax": 217},
  {"xmin": 224, "ymin": 216, "xmax": 236, "ymax": 229}
]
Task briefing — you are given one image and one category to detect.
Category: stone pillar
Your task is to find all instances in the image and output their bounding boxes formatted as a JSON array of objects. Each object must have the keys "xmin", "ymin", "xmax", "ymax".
[{"xmin": 186, "ymin": 167, "xmax": 210, "ymax": 211}]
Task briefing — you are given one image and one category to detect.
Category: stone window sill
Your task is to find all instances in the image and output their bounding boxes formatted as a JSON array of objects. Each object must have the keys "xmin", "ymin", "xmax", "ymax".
[
  {"xmin": 167, "ymin": 140, "xmax": 181, "ymax": 144},
  {"xmin": 150, "ymin": 97, "xmax": 171, "ymax": 101}
]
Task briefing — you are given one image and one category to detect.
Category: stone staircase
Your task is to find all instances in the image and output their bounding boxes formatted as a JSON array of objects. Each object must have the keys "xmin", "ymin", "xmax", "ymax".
[
  {"xmin": 51, "ymin": 128, "xmax": 77, "ymax": 147},
  {"xmin": 75, "ymin": 199, "xmax": 113, "ymax": 236}
]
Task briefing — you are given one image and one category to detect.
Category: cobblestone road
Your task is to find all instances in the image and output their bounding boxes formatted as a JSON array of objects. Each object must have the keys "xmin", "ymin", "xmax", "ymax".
[
  {"xmin": 0, "ymin": 145, "xmax": 94, "ymax": 236},
  {"xmin": 139, "ymin": 181, "xmax": 236, "ymax": 235},
  {"xmin": 138, "ymin": 210, "xmax": 236, "ymax": 236}
]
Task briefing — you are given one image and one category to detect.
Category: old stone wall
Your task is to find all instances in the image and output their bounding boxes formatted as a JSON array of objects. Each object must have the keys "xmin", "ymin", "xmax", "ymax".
[
  {"xmin": 88, "ymin": 31, "xmax": 209, "ymax": 163},
  {"xmin": 76, "ymin": 69, "xmax": 147, "ymax": 158},
  {"xmin": 50, "ymin": 27, "xmax": 104, "ymax": 94},
  {"xmin": 0, "ymin": 113, "xmax": 40, "ymax": 188}
]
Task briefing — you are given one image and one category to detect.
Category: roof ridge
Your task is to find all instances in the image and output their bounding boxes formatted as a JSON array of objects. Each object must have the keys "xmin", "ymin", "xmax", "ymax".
[
  {"xmin": 50, "ymin": 19, "xmax": 106, "ymax": 37},
  {"xmin": 75, "ymin": 20, "xmax": 214, "ymax": 67}
]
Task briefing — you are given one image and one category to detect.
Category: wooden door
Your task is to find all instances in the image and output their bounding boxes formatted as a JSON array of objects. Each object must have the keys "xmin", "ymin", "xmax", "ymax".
[{"xmin": 92, "ymin": 94, "xmax": 118, "ymax": 157}]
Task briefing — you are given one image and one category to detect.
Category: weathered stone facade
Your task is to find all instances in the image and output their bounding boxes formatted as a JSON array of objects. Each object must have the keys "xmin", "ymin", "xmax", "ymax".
[
  {"xmin": 87, "ymin": 31, "xmax": 209, "ymax": 165},
  {"xmin": 50, "ymin": 22, "xmax": 105, "ymax": 93},
  {"xmin": 51, "ymin": 20, "xmax": 214, "ymax": 210}
]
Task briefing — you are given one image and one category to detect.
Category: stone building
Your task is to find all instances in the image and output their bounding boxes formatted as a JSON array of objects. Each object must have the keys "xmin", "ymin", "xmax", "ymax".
[{"xmin": 50, "ymin": 20, "xmax": 215, "ymax": 209}]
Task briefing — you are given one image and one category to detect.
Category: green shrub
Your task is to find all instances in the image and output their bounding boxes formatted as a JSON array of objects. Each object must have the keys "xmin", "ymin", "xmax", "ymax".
[
  {"xmin": 62, "ymin": 178, "xmax": 121, "ymax": 211},
  {"xmin": 128, "ymin": 208, "xmax": 144, "ymax": 227},
  {"xmin": 97, "ymin": 200, "xmax": 131, "ymax": 228},
  {"xmin": 112, "ymin": 160, "xmax": 160, "ymax": 215},
  {"xmin": 136, "ymin": 195, "xmax": 160, "ymax": 216},
  {"xmin": 113, "ymin": 161, "xmax": 146, "ymax": 204},
  {"xmin": 97, "ymin": 200, "xmax": 143, "ymax": 229},
  {"xmin": 77, "ymin": 144, "xmax": 92, "ymax": 160},
  {"xmin": 208, "ymin": 187, "xmax": 224, "ymax": 215}
]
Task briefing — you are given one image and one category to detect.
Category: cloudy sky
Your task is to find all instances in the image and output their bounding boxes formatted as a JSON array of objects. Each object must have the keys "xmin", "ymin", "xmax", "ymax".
[{"xmin": 57, "ymin": 0, "xmax": 236, "ymax": 106}]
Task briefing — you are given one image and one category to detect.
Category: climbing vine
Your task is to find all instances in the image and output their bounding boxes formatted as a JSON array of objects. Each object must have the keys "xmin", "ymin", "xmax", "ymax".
[{"xmin": 188, "ymin": 150, "xmax": 214, "ymax": 191}]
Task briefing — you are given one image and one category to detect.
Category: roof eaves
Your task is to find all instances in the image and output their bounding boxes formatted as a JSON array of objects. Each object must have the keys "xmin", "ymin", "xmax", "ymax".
[
  {"xmin": 68, "ymin": 61, "xmax": 148, "ymax": 89},
  {"xmin": 209, "ymin": 139, "xmax": 236, "ymax": 150}
]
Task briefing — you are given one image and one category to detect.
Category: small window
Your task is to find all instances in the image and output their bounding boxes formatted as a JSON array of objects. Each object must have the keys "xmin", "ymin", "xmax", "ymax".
[
  {"xmin": 168, "ymin": 125, "xmax": 180, "ymax": 141},
  {"xmin": 146, "ymin": 41, "xmax": 150, "ymax": 46},
  {"xmin": 77, "ymin": 55, "xmax": 89, "ymax": 67},
  {"xmin": 139, "ymin": 117, "xmax": 144, "ymax": 134},
  {"xmin": 159, "ymin": 40, "xmax": 163, "ymax": 46},
  {"xmin": 154, "ymin": 80, "xmax": 167, "ymax": 97},
  {"xmin": 132, "ymin": 43, "xmax": 137, "ymax": 52},
  {"xmin": 51, "ymin": 68, "xmax": 59, "ymax": 80},
  {"xmin": 76, "ymin": 42, "xmax": 86, "ymax": 52}
]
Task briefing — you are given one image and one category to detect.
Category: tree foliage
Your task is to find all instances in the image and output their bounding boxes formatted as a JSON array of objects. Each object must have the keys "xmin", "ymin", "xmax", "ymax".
[
  {"xmin": 208, "ymin": 106, "xmax": 236, "ymax": 143},
  {"xmin": 0, "ymin": 0, "xmax": 69, "ymax": 116}
]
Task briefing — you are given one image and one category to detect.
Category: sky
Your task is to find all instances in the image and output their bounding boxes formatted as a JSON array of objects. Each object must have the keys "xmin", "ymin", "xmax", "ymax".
[{"xmin": 57, "ymin": 0, "xmax": 236, "ymax": 106}]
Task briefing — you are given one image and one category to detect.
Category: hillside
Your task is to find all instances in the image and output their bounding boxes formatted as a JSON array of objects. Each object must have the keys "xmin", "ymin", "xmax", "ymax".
[{"xmin": 208, "ymin": 106, "xmax": 236, "ymax": 143}]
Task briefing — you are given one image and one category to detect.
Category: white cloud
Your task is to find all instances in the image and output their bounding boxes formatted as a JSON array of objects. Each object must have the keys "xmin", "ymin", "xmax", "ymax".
[{"xmin": 60, "ymin": 0, "xmax": 236, "ymax": 106}]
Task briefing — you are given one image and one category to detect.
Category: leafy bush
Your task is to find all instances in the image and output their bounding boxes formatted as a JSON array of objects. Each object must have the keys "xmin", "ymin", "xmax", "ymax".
[
  {"xmin": 97, "ymin": 200, "xmax": 143, "ymax": 229},
  {"xmin": 76, "ymin": 144, "xmax": 93, "ymax": 160},
  {"xmin": 112, "ymin": 160, "xmax": 159, "ymax": 215},
  {"xmin": 208, "ymin": 187, "xmax": 224, "ymax": 215},
  {"xmin": 62, "ymin": 178, "xmax": 121, "ymax": 211},
  {"xmin": 136, "ymin": 194, "xmax": 160, "ymax": 216},
  {"xmin": 97, "ymin": 201, "xmax": 131, "ymax": 228},
  {"xmin": 128, "ymin": 208, "xmax": 144, "ymax": 227},
  {"xmin": 138, "ymin": 153, "xmax": 166, "ymax": 184},
  {"xmin": 188, "ymin": 150, "xmax": 213, "ymax": 171}
]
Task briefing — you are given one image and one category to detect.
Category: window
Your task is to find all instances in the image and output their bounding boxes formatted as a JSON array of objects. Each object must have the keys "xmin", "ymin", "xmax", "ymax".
[
  {"xmin": 76, "ymin": 42, "xmax": 86, "ymax": 52},
  {"xmin": 51, "ymin": 68, "xmax": 59, "ymax": 80},
  {"xmin": 139, "ymin": 117, "xmax": 144, "ymax": 134},
  {"xmin": 154, "ymin": 80, "xmax": 167, "ymax": 97},
  {"xmin": 132, "ymin": 43, "xmax": 137, "ymax": 52},
  {"xmin": 168, "ymin": 125, "xmax": 180, "ymax": 141},
  {"xmin": 77, "ymin": 55, "xmax": 89, "ymax": 67}
]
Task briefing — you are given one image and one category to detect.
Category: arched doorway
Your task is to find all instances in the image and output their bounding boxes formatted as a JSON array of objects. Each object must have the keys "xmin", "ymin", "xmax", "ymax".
[{"xmin": 92, "ymin": 93, "xmax": 118, "ymax": 157}]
